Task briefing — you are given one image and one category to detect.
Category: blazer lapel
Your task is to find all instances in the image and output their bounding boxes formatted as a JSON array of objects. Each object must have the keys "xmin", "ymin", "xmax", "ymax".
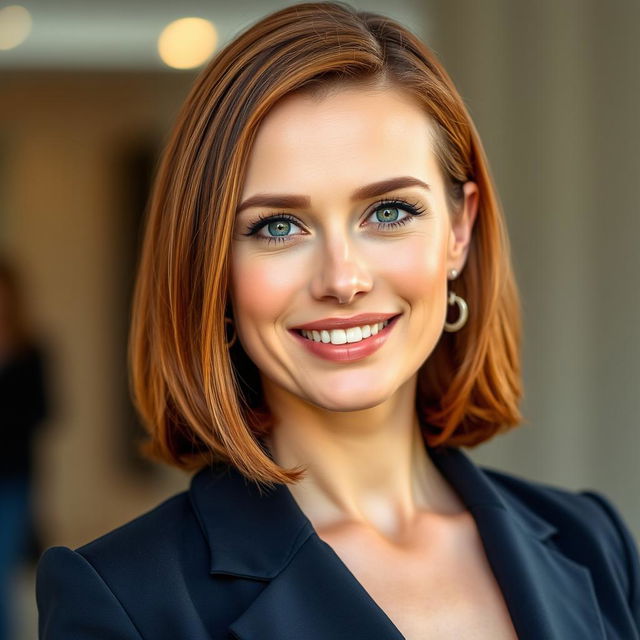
[
  {"xmin": 189, "ymin": 443, "xmax": 606, "ymax": 640},
  {"xmin": 190, "ymin": 460, "xmax": 403, "ymax": 640},
  {"xmin": 428, "ymin": 446, "xmax": 606, "ymax": 640},
  {"xmin": 229, "ymin": 533, "xmax": 405, "ymax": 640}
]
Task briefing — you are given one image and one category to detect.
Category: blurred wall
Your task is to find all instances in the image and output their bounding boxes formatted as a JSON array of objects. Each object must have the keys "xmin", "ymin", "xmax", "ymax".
[{"xmin": 0, "ymin": 71, "xmax": 192, "ymax": 547}]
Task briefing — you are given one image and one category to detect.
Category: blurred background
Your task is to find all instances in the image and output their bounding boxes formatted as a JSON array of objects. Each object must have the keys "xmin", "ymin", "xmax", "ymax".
[{"xmin": 1, "ymin": 0, "xmax": 638, "ymax": 637}]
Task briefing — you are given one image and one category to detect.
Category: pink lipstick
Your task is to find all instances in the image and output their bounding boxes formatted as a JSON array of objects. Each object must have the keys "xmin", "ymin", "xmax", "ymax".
[{"xmin": 288, "ymin": 314, "xmax": 401, "ymax": 362}]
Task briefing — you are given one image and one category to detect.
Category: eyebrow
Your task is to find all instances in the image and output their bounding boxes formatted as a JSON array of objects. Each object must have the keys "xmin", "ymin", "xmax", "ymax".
[{"xmin": 235, "ymin": 176, "xmax": 430, "ymax": 214}]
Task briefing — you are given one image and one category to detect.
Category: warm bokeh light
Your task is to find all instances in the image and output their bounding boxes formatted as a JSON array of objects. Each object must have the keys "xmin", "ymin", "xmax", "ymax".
[
  {"xmin": 157, "ymin": 17, "xmax": 217, "ymax": 70},
  {"xmin": 0, "ymin": 4, "xmax": 32, "ymax": 50}
]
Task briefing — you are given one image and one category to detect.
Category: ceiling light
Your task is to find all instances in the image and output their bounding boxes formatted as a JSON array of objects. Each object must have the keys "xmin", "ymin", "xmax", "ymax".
[
  {"xmin": 0, "ymin": 5, "xmax": 32, "ymax": 50},
  {"xmin": 157, "ymin": 17, "xmax": 217, "ymax": 70}
]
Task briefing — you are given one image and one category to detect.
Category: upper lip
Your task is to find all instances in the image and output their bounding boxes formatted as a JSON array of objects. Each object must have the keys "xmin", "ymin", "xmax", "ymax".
[{"xmin": 290, "ymin": 313, "xmax": 400, "ymax": 331}]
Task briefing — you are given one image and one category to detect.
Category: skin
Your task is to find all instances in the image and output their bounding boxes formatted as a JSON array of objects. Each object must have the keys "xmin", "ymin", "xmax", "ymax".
[{"xmin": 229, "ymin": 85, "xmax": 479, "ymax": 544}]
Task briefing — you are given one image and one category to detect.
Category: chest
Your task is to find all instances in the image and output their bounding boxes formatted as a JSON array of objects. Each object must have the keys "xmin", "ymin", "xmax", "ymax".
[{"xmin": 317, "ymin": 514, "xmax": 519, "ymax": 640}]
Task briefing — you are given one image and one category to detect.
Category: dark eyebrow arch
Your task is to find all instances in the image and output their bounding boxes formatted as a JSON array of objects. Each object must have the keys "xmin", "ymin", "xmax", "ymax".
[{"xmin": 235, "ymin": 176, "xmax": 430, "ymax": 214}]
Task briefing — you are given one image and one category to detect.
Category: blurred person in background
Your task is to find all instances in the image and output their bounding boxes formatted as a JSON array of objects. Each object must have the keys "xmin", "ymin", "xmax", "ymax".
[{"xmin": 0, "ymin": 255, "xmax": 49, "ymax": 640}]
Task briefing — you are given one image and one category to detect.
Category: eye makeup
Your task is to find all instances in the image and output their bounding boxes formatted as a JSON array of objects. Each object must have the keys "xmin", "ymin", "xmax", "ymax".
[{"xmin": 240, "ymin": 197, "xmax": 429, "ymax": 246}]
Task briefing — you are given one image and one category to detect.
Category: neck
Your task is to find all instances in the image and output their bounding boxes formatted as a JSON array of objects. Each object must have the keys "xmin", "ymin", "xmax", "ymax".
[{"xmin": 262, "ymin": 376, "xmax": 466, "ymax": 539}]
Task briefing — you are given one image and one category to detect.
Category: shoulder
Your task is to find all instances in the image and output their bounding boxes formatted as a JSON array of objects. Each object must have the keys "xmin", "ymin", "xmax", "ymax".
[
  {"xmin": 77, "ymin": 490, "xmax": 195, "ymax": 561},
  {"xmin": 482, "ymin": 464, "xmax": 640, "ymax": 614},
  {"xmin": 40, "ymin": 487, "xmax": 203, "ymax": 577},
  {"xmin": 36, "ymin": 488, "xmax": 209, "ymax": 638},
  {"xmin": 482, "ymin": 463, "xmax": 633, "ymax": 542}
]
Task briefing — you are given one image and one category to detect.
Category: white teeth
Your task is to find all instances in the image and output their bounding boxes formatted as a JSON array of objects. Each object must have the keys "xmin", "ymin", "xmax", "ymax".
[
  {"xmin": 300, "ymin": 320, "xmax": 391, "ymax": 345},
  {"xmin": 346, "ymin": 326, "xmax": 362, "ymax": 343}
]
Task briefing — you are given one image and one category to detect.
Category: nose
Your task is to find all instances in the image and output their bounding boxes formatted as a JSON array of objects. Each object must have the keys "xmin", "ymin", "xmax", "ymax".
[{"xmin": 309, "ymin": 234, "xmax": 374, "ymax": 305}]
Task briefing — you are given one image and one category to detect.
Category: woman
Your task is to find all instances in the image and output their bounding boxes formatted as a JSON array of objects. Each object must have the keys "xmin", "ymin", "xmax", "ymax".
[{"xmin": 36, "ymin": 2, "xmax": 640, "ymax": 639}]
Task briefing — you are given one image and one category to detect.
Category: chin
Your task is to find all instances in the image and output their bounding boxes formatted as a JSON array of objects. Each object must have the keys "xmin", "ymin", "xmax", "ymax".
[{"xmin": 304, "ymin": 386, "xmax": 394, "ymax": 413}]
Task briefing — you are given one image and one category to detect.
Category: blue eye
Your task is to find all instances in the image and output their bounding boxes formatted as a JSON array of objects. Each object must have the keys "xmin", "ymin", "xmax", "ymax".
[
  {"xmin": 243, "ymin": 198, "xmax": 427, "ymax": 246},
  {"xmin": 371, "ymin": 204, "xmax": 409, "ymax": 228},
  {"xmin": 263, "ymin": 217, "xmax": 302, "ymax": 240}
]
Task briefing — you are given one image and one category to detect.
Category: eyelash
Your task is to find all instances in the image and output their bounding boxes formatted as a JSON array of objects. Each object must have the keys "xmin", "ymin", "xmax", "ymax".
[{"xmin": 242, "ymin": 198, "xmax": 428, "ymax": 246}]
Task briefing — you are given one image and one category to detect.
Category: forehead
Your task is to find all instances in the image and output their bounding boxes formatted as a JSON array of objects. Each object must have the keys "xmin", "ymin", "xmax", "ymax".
[{"xmin": 241, "ymin": 87, "xmax": 439, "ymax": 197}]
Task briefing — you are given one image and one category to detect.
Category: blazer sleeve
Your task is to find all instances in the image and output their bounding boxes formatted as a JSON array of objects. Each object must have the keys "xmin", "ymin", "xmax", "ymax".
[
  {"xmin": 581, "ymin": 489, "xmax": 640, "ymax": 628},
  {"xmin": 36, "ymin": 546, "xmax": 143, "ymax": 639}
]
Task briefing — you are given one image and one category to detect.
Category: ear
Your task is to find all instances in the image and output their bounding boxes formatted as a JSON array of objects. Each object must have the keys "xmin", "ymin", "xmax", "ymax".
[{"xmin": 447, "ymin": 181, "xmax": 479, "ymax": 272}]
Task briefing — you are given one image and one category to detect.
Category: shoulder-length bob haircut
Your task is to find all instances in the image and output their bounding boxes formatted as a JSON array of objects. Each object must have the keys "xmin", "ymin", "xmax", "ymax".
[{"xmin": 129, "ymin": 1, "xmax": 523, "ymax": 487}]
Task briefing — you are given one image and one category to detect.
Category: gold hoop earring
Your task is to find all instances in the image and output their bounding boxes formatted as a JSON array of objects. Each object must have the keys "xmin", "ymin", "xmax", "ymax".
[
  {"xmin": 224, "ymin": 315, "xmax": 237, "ymax": 348},
  {"xmin": 443, "ymin": 268, "xmax": 468, "ymax": 333}
]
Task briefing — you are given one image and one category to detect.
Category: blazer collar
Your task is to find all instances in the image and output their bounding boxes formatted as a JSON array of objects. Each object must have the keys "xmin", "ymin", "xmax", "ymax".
[
  {"xmin": 189, "ymin": 456, "xmax": 314, "ymax": 579},
  {"xmin": 189, "ymin": 442, "xmax": 606, "ymax": 640}
]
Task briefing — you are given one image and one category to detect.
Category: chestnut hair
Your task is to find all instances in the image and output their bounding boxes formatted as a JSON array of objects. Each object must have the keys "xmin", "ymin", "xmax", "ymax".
[{"xmin": 129, "ymin": 1, "xmax": 523, "ymax": 487}]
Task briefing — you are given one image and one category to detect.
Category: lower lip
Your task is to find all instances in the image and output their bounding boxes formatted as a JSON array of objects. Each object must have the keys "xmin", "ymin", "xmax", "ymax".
[{"xmin": 288, "ymin": 315, "xmax": 402, "ymax": 363}]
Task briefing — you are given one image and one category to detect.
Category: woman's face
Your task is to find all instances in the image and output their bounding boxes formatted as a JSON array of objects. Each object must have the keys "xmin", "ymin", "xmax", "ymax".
[{"xmin": 229, "ymin": 86, "xmax": 477, "ymax": 413}]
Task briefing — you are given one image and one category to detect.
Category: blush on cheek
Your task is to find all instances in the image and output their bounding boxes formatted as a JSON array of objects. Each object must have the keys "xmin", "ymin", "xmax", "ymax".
[
  {"xmin": 385, "ymin": 236, "xmax": 446, "ymax": 298},
  {"xmin": 230, "ymin": 257, "xmax": 305, "ymax": 334},
  {"xmin": 384, "ymin": 237, "xmax": 449, "ymax": 347}
]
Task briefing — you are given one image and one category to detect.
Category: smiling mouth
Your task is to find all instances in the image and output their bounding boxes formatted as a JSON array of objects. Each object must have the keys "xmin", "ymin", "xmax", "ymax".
[{"xmin": 293, "ymin": 314, "xmax": 402, "ymax": 345}]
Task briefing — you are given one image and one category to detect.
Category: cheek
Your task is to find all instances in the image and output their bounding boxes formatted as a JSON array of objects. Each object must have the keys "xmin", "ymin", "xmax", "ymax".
[
  {"xmin": 385, "ymin": 234, "xmax": 448, "ymax": 304},
  {"xmin": 230, "ymin": 250, "xmax": 304, "ymax": 330}
]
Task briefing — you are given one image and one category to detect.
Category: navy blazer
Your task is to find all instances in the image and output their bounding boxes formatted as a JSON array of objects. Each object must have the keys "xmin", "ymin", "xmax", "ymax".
[{"xmin": 36, "ymin": 444, "xmax": 640, "ymax": 639}]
